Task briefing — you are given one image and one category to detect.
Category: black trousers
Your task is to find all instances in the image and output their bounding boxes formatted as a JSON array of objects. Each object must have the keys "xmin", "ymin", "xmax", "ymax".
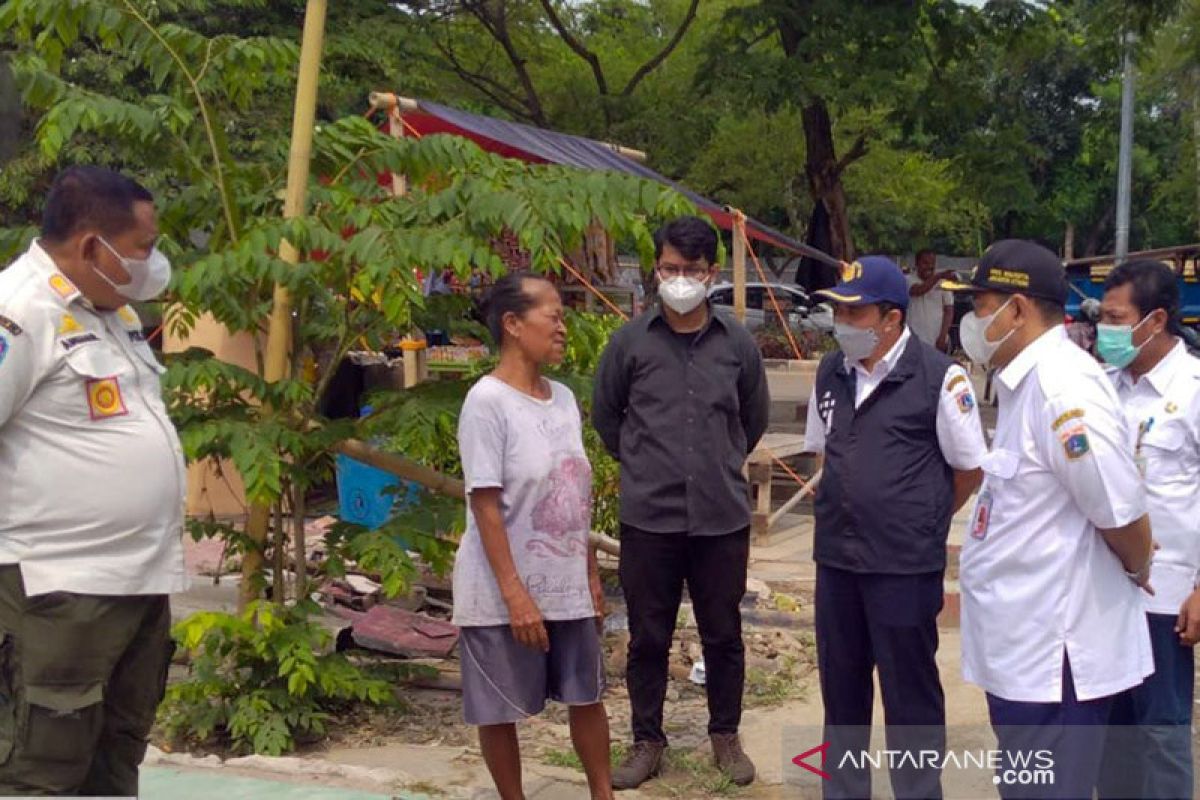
[
  {"xmin": 815, "ymin": 564, "xmax": 946, "ymax": 800},
  {"xmin": 618, "ymin": 524, "xmax": 749, "ymax": 744}
]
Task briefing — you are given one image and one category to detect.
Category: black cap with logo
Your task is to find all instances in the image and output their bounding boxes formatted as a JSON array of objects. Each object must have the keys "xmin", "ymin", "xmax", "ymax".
[{"xmin": 941, "ymin": 239, "xmax": 1068, "ymax": 304}]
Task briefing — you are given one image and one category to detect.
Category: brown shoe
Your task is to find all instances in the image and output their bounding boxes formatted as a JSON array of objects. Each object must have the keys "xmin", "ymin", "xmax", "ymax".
[
  {"xmin": 711, "ymin": 733, "xmax": 756, "ymax": 786},
  {"xmin": 612, "ymin": 740, "xmax": 666, "ymax": 790}
]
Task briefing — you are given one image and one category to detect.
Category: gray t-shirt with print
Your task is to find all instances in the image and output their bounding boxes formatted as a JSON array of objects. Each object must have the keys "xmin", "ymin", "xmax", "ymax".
[{"xmin": 451, "ymin": 375, "xmax": 596, "ymax": 627}]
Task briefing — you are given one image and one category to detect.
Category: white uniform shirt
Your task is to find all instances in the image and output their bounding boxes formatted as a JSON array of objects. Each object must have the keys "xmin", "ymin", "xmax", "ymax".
[
  {"xmin": 959, "ymin": 326, "xmax": 1152, "ymax": 703},
  {"xmin": 0, "ymin": 241, "xmax": 188, "ymax": 597},
  {"xmin": 804, "ymin": 327, "xmax": 988, "ymax": 471},
  {"xmin": 906, "ymin": 273, "xmax": 954, "ymax": 346},
  {"xmin": 1111, "ymin": 340, "xmax": 1200, "ymax": 615}
]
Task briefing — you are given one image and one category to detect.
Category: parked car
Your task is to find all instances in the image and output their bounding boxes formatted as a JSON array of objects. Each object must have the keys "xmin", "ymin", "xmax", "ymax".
[{"xmin": 707, "ymin": 282, "xmax": 834, "ymax": 333}]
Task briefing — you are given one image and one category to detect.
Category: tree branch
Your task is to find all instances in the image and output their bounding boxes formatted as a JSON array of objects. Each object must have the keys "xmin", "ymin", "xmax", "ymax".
[
  {"xmin": 621, "ymin": 0, "xmax": 701, "ymax": 97},
  {"xmin": 538, "ymin": 0, "xmax": 609, "ymax": 97},
  {"xmin": 466, "ymin": 1, "xmax": 548, "ymax": 127},
  {"xmin": 432, "ymin": 37, "xmax": 540, "ymax": 123},
  {"xmin": 834, "ymin": 134, "xmax": 869, "ymax": 176}
]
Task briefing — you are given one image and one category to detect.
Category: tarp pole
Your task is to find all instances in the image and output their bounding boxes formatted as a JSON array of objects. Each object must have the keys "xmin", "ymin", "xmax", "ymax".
[
  {"xmin": 241, "ymin": 0, "xmax": 328, "ymax": 610},
  {"xmin": 732, "ymin": 209, "xmax": 747, "ymax": 323}
]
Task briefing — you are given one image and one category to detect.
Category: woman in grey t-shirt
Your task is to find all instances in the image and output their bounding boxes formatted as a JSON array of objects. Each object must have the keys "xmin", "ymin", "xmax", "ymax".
[{"xmin": 454, "ymin": 273, "xmax": 612, "ymax": 800}]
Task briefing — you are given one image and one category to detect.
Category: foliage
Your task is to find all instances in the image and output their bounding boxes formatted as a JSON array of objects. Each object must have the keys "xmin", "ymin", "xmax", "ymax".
[
  {"xmin": 0, "ymin": 0, "xmax": 694, "ymax": 754},
  {"xmin": 159, "ymin": 600, "xmax": 395, "ymax": 756}
]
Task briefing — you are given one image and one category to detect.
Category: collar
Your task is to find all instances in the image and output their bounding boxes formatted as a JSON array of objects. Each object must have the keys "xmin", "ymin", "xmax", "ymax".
[
  {"xmin": 845, "ymin": 326, "xmax": 911, "ymax": 377},
  {"xmin": 646, "ymin": 301, "xmax": 728, "ymax": 336},
  {"xmin": 998, "ymin": 325, "xmax": 1066, "ymax": 392},
  {"xmin": 26, "ymin": 239, "xmax": 84, "ymax": 307},
  {"xmin": 1118, "ymin": 338, "xmax": 1187, "ymax": 395}
]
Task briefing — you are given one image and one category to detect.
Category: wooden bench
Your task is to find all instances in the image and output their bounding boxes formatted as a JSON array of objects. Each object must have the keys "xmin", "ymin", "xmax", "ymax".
[{"xmin": 746, "ymin": 433, "xmax": 819, "ymax": 543}]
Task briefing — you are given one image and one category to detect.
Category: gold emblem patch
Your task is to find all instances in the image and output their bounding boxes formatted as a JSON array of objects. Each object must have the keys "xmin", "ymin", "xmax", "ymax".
[
  {"xmin": 48, "ymin": 274, "xmax": 77, "ymax": 299},
  {"xmin": 86, "ymin": 377, "xmax": 128, "ymax": 420},
  {"xmin": 57, "ymin": 313, "xmax": 83, "ymax": 335},
  {"xmin": 840, "ymin": 261, "xmax": 863, "ymax": 283}
]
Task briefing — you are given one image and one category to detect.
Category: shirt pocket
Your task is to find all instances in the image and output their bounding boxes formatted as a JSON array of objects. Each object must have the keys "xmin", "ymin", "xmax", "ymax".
[
  {"xmin": 61, "ymin": 343, "xmax": 136, "ymax": 423},
  {"xmin": 980, "ymin": 448, "xmax": 1019, "ymax": 482},
  {"xmin": 1140, "ymin": 423, "xmax": 1187, "ymax": 478}
]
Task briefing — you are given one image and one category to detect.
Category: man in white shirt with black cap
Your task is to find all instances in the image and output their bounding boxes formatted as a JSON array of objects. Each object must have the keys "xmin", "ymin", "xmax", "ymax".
[
  {"xmin": 1095, "ymin": 258, "xmax": 1199, "ymax": 800},
  {"xmin": 943, "ymin": 239, "xmax": 1155, "ymax": 800}
]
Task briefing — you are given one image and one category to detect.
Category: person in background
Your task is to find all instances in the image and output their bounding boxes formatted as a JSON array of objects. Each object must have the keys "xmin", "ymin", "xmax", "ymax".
[
  {"xmin": 1096, "ymin": 260, "xmax": 1199, "ymax": 800},
  {"xmin": 944, "ymin": 240, "xmax": 1155, "ymax": 800},
  {"xmin": 593, "ymin": 216, "xmax": 769, "ymax": 790},
  {"xmin": 453, "ymin": 272, "xmax": 613, "ymax": 800},
  {"xmin": 804, "ymin": 256, "xmax": 987, "ymax": 799},
  {"xmin": 0, "ymin": 166, "xmax": 187, "ymax": 795},
  {"xmin": 906, "ymin": 249, "xmax": 955, "ymax": 352}
]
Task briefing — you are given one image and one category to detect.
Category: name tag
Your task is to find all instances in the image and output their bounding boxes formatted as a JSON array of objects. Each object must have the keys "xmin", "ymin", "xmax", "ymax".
[{"xmin": 971, "ymin": 488, "xmax": 993, "ymax": 540}]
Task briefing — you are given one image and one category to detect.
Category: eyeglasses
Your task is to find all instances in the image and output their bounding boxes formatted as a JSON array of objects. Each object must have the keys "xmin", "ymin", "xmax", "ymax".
[{"xmin": 657, "ymin": 262, "xmax": 710, "ymax": 280}]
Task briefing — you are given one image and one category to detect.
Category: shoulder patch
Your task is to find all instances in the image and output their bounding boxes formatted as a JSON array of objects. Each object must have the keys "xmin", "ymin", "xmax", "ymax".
[
  {"xmin": 946, "ymin": 373, "xmax": 968, "ymax": 393},
  {"xmin": 1058, "ymin": 421, "xmax": 1091, "ymax": 460},
  {"xmin": 0, "ymin": 314, "xmax": 22, "ymax": 337},
  {"xmin": 48, "ymin": 273, "xmax": 78, "ymax": 300},
  {"xmin": 1052, "ymin": 408, "xmax": 1085, "ymax": 431},
  {"xmin": 57, "ymin": 313, "xmax": 83, "ymax": 335},
  {"xmin": 117, "ymin": 306, "xmax": 139, "ymax": 327},
  {"xmin": 955, "ymin": 390, "xmax": 975, "ymax": 414}
]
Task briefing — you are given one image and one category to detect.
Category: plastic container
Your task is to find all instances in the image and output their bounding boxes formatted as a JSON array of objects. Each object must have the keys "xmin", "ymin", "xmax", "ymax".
[{"xmin": 334, "ymin": 405, "xmax": 422, "ymax": 530}]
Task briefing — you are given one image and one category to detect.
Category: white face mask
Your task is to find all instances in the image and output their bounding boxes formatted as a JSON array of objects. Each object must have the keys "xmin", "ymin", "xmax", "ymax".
[
  {"xmin": 95, "ymin": 236, "xmax": 172, "ymax": 302},
  {"xmin": 658, "ymin": 273, "xmax": 708, "ymax": 315},
  {"xmin": 960, "ymin": 297, "xmax": 1016, "ymax": 368}
]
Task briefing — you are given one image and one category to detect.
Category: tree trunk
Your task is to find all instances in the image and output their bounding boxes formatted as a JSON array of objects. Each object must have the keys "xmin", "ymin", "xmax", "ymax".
[{"xmin": 801, "ymin": 99, "xmax": 855, "ymax": 262}]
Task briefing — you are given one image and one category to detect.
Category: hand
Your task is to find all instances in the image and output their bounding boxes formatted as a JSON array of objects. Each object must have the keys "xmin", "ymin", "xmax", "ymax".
[
  {"xmin": 503, "ymin": 586, "xmax": 549, "ymax": 652},
  {"xmin": 1177, "ymin": 589, "xmax": 1200, "ymax": 646},
  {"xmin": 589, "ymin": 571, "xmax": 607, "ymax": 634}
]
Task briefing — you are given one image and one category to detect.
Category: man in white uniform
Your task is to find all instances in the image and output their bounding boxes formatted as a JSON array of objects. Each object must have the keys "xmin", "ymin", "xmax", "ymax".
[
  {"xmin": 943, "ymin": 240, "xmax": 1154, "ymax": 800},
  {"xmin": 0, "ymin": 166, "xmax": 187, "ymax": 795},
  {"xmin": 906, "ymin": 249, "xmax": 955, "ymax": 351},
  {"xmin": 1095, "ymin": 259, "xmax": 1199, "ymax": 799}
]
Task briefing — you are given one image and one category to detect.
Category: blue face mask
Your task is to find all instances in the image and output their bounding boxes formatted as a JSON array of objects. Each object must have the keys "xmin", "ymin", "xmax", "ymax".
[{"xmin": 1096, "ymin": 315, "xmax": 1155, "ymax": 369}]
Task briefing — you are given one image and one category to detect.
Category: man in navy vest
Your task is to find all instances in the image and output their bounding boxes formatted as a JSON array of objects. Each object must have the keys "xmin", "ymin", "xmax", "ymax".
[{"xmin": 803, "ymin": 256, "xmax": 987, "ymax": 799}]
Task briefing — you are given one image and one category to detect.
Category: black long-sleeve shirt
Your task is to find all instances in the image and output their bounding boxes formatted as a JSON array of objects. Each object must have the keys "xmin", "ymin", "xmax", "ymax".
[{"xmin": 591, "ymin": 305, "xmax": 770, "ymax": 536}]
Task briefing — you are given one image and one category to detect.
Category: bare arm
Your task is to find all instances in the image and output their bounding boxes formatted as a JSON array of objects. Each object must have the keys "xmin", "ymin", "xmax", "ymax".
[
  {"xmin": 952, "ymin": 468, "xmax": 983, "ymax": 513},
  {"xmin": 937, "ymin": 305, "xmax": 954, "ymax": 349},
  {"xmin": 470, "ymin": 488, "xmax": 549, "ymax": 651},
  {"xmin": 1098, "ymin": 514, "xmax": 1155, "ymax": 594}
]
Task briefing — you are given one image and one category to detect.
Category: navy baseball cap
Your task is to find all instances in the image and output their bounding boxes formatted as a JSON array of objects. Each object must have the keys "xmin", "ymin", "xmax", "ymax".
[
  {"xmin": 814, "ymin": 255, "xmax": 909, "ymax": 309},
  {"xmin": 941, "ymin": 239, "xmax": 1069, "ymax": 304}
]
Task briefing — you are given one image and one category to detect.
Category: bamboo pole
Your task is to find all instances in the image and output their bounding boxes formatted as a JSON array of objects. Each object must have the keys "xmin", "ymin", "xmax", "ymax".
[
  {"xmin": 240, "ymin": 0, "xmax": 328, "ymax": 610},
  {"xmin": 731, "ymin": 208, "xmax": 748, "ymax": 323}
]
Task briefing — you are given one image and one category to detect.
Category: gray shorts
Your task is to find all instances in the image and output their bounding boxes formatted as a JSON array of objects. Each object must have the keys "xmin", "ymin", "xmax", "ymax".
[{"xmin": 459, "ymin": 618, "xmax": 606, "ymax": 726}]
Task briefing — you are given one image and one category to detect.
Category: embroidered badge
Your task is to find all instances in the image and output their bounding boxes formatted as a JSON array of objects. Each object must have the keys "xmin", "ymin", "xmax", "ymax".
[
  {"xmin": 85, "ymin": 377, "xmax": 128, "ymax": 420},
  {"xmin": 0, "ymin": 314, "xmax": 22, "ymax": 337},
  {"xmin": 1052, "ymin": 408, "xmax": 1085, "ymax": 431},
  {"xmin": 0, "ymin": 334, "xmax": 8, "ymax": 367},
  {"xmin": 117, "ymin": 306, "xmax": 139, "ymax": 326},
  {"xmin": 841, "ymin": 261, "xmax": 863, "ymax": 282},
  {"xmin": 48, "ymin": 274, "xmax": 76, "ymax": 299},
  {"xmin": 955, "ymin": 390, "xmax": 975, "ymax": 414},
  {"xmin": 946, "ymin": 374, "xmax": 968, "ymax": 393},
  {"xmin": 818, "ymin": 390, "xmax": 836, "ymax": 434},
  {"xmin": 57, "ymin": 313, "xmax": 83, "ymax": 335},
  {"xmin": 1059, "ymin": 422, "xmax": 1091, "ymax": 460}
]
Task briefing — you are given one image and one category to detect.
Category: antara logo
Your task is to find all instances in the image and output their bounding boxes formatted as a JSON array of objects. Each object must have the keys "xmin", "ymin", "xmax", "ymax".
[{"xmin": 792, "ymin": 741, "xmax": 831, "ymax": 780}]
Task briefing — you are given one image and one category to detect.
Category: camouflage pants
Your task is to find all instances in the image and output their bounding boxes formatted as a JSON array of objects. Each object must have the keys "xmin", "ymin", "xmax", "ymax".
[{"xmin": 0, "ymin": 565, "xmax": 173, "ymax": 796}]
